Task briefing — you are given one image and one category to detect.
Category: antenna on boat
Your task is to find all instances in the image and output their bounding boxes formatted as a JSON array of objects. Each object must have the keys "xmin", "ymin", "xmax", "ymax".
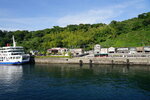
[{"xmin": 12, "ymin": 35, "xmax": 16, "ymax": 47}]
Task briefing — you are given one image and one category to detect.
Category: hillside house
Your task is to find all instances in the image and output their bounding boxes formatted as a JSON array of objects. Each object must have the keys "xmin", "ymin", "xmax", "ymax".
[
  {"xmin": 144, "ymin": 46, "xmax": 150, "ymax": 53},
  {"xmin": 129, "ymin": 47, "xmax": 137, "ymax": 54},
  {"xmin": 108, "ymin": 47, "xmax": 115, "ymax": 53},
  {"xmin": 117, "ymin": 48, "xmax": 129, "ymax": 53},
  {"xmin": 136, "ymin": 47, "xmax": 144, "ymax": 53},
  {"xmin": 69, "ymin": 48, "xmax": 84, "ymax": 56},
  {"xmin": 94, "ymin": 44, "xmax": 101, "ymax": 54},
  {"xmin": 47, "ymin": 48, "xmax": 68, "ymax": 55},
  {"xmin": 100, "ymin": 48, "xmax": 108, "ymax": 57}
]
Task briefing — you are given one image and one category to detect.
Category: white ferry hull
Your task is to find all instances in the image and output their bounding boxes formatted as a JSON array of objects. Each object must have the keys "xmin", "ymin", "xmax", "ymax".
[
  {"xmin": 0, "ymin": 58, "xmax": 30, "ymax": 64},
  {"xmin": 0, "ymin": 61, "xmax": 29, "ymax": 64},
  {"xmin": 0, "ymin": 55, "xmax": 30, "ymax": 65}
]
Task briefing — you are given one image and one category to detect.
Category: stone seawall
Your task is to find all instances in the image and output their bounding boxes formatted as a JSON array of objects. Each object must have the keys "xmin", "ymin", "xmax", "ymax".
[{"xmin": 34, "ymin": 57, "xmax": 150, "ymax": 65}]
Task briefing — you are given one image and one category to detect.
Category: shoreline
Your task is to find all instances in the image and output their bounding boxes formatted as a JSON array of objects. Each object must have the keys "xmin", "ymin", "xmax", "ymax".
[{"xmin": 33, "ymin": 57, "xmax": 150, "ymax": 65}]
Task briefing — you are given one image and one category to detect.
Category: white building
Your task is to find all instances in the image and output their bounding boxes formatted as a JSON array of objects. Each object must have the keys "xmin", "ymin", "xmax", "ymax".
[
  {"xmin": 47, "ymin": 48, "xmax": 68, "ymax": 55},
  {"xmin": 108, "ymin": 47, "xmax": 115, "ymax": 53},
  {"xmin": 69, "ymin": 48, "xmax": 84, "ymax": 56},
  {"xmin": 94, "ymin": 44, "xmax": 101, "ymax": 54},
  {"xmin": 100, "ymin": 48, "xmax": 108, "ymax": 54},
  {"xmin": 117, "ymin": 48, "xmax": 129, "ymax": 53},
  {"xmin": 129, "ymin": 47, "xmax": 136, "ymax": 54},
  {"xmin": 144, "ymin": 46, "xmax": 150, "ymax": 53}
]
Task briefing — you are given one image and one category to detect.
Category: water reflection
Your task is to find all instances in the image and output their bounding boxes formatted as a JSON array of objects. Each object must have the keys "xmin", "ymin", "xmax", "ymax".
[
  {"xmin": 0, "ymin": 65, "xmax": 23, "ymax": 92},
  {"xmin": 0, "ymin": 64, "xmax": 150, "ymax": 100},
  {"xmin": 34, "ymin": 64, "xmax": 150, "ymax": 92}
]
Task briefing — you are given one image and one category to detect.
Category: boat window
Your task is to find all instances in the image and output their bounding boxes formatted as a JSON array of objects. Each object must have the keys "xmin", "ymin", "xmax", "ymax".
[
  {"xmin": 16, "ymin": 57, "xmax": 20, "ymax": 59},
  {"xmin": 0, "ymin": 57, "xmax": 2, "ymax": 60},
  {"xmin": 22, "ymin": 56, "xmax": 29, "ymax": 60}
]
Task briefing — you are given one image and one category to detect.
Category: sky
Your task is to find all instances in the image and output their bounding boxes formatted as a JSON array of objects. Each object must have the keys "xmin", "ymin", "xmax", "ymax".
[{"xmin": 0, "ymin": 0, "xmax": 149, "ymax": 31}]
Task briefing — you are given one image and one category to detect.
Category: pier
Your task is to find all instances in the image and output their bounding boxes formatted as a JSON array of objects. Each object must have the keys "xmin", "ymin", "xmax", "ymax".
[{"xmin": 34, "ymin": 57, "xmax": 150, "ymax": 65}]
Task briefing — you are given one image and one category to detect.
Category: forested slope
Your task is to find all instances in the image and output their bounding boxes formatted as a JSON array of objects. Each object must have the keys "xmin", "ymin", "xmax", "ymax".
[{"xmin": 0, "ymin": 12, "xmax": 150, "ymax": 52}]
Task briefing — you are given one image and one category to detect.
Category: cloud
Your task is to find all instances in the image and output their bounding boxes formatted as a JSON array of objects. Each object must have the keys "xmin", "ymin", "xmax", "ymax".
[
  {"xmin": 0, "ymin": 17, "xmax": 56, "ymax": 31},
  {"xmin": 0, "ymin": 27, "xmax": 25, "ymax": 31},
  {"xmin": 57, "ymin": 9, "xmax": 119, "ymax": 26},
  {"xmin": 57, "ymin": 0, "xmax": 147, "ymax": 26},
  {"xmin": 0, "ymin": 17, "xmax": 55, "ymax": 25}
]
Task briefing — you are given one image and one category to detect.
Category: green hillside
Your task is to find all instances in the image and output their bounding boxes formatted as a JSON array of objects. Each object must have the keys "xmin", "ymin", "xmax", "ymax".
[
  {"xmin": 0, "ymin": 12, "xmax": 150, "ymax": 52},
  {"xmin": 101, "ymin": 25, "xmax": 150, "ymax": 47}
]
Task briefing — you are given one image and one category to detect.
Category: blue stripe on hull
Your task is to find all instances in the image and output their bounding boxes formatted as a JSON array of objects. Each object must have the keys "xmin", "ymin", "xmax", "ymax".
[{"xmin": 0, "ymin": 61, "xmax": 29, "ymax": 65}]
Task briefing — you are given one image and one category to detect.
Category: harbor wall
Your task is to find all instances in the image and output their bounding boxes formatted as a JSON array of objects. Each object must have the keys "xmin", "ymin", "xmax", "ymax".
[{"xmin": 34, "ymin": 57, "xmax": 150, "ymax": 65}]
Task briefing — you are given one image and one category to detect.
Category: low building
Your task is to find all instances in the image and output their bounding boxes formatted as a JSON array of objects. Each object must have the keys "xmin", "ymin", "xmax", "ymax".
[
  {"xmin": 70, "ymin": 48, "xmax": 84, "ymax": 56},
  {"xmin": 129, "ymin": 47, "xmax": 136, "ymax": 54},
  {"xmin": 95, "ymin": 48, "xmax": 108, "ymax": 57},
  {"xmin": 101, "ymin": 48, "xmax": 108, "ymax": 54},
  {"xmin": 136, "ymin": 47, "xmax": 144, "ymax": 53},
  {"xmin": 100, "ymin": 48, "xmax": 108, "ymax": 57},
  {"xmin": 117, "ymin": 48, "xmax": 129, "ymax": 53},
  {"xmin": 144, "ymin": 46, "xmax": 150, "ymax": 53},
  {"xmin": 59, "ymin": 48, "xmax": 68, "ymax": 54},
  {"xmin": 47, "ymin": 48, "xmax": 68, "ymax": 55},
  {"xmin": 47, "ymin": 48, "xmax": 58, "ymax": 54},
  {"xmin": 108, "ymin": 47, "xmax": 115, "ymax": 53},
  {"xmin": 94, "ymin": 44, "xmax": 101, "ymax": 54}
]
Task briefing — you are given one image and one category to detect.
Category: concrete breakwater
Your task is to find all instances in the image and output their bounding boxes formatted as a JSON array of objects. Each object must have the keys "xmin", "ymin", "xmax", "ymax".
[{"xmin": 34, "ymin": 57, "xmax": 150, "ymax": 65}]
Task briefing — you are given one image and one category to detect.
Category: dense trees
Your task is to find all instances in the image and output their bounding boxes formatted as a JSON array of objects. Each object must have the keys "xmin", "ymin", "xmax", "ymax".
[{"xmin": 0, "ymin": 12, "xmax": 150, "ymax": 52}]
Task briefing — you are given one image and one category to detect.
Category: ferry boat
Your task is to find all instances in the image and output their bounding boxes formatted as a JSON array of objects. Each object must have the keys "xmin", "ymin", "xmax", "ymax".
[{"xmin": 0, "ymin": 36, "xmax": 30, "ymax": 64}]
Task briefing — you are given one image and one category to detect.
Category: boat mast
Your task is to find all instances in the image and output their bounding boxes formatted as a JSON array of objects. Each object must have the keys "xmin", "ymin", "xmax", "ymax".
[{"xmin": 12, "ymin": 35, "xmax": 16, "ymax": 47}]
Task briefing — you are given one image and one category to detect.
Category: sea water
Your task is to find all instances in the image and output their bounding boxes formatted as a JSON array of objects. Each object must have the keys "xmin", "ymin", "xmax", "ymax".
[{"xmin": 0, "ymin": 64, "xmax": 150, "ymax": 100}]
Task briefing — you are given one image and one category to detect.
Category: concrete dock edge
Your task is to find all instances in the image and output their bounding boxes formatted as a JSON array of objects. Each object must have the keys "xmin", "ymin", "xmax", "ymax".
[{"xmin": 34, "ymin": 57, "xmax": 150, "ymax": 65}]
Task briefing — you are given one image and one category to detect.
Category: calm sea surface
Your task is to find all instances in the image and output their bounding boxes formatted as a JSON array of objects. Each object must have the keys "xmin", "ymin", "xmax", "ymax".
[{"xmin": 0, "ymin": 64, "xmax": 150, "ymax": 100}]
